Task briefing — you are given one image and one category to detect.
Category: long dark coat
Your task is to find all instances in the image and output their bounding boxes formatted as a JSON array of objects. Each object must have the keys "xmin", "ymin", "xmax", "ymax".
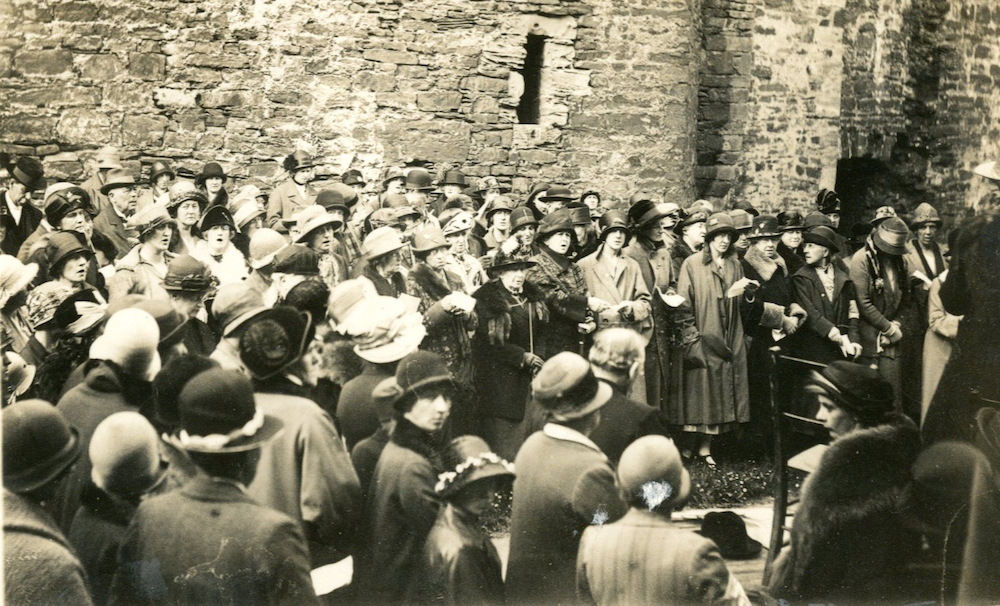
[
  {"xmin": 924, "ymin": 210, "xmax": 1000, "ymax": 443},
  {"xmin": 588, "ymin": 379, "xmax": 671, "ymax": 466},
  {"xmin": 337, "ymin": 362, "xmax": 395, "ymax": 450},
  {"xmin": 471, "ymin": 278, "xmax": 548, "ymax": 422},
  {"xmin": 68, "ymin": 483, "xmax": 135, "ymax": 605},
  {"xmin": 505, "ymin": 426, "xmax": 627, "ymax": 606},
  {"xmin": 768, "ymin": 415, "xmax": 922, "ymax": 603},
  {"xmin": 673, "ymin": 249, "xmax": 751, "ymax": 428},
  {"xmin": 0, "ymin": 193, "xmax": 43, "ymax": 256},
  {"xmin": 355, "ymin": 418, "xmax": 443, "ymax": 605},
  {"xmin": 419, "ymin": 506, "xmax": 506, "ymax": 606},
  {"xmin": 109, "ymin": 476, "xmax": 318, "ymax": 605},
  {"xmin": 525, "ymin": 243, "xmax": 589, "ymax": 358},
  {"xmin": 791, "ymin": 263, "xmax": 860, "ymax": 364}
]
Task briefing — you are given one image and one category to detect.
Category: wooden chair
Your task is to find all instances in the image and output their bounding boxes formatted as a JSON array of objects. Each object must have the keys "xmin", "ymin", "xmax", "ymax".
[{"xmin": 761, "ymin": 348, "xmax": 829, "ymax": 586}]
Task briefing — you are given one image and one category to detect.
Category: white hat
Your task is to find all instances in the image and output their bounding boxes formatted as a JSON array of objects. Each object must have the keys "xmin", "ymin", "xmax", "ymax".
[
  {"xmin": 347, "ymin": 296, "xmax": 426, "ymax": 363},
  {"xmin": 90, "ymin": 411, "xmax": 166, "ymax": 498},
  {"xmin": 248, "ymin": 228, "xmax": 288, "ymax": 270},
  {"xmin": 0, "ymin": 255, "xmax": 38, "ymax": 309},
  {"xmin": 89, "ymin": 308, "xmax": 161, "ymax": 382}
]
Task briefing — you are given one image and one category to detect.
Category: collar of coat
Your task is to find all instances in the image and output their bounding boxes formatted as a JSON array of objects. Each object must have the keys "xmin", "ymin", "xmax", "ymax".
[
  {"xmin": 409, "ymin": 261, "xmax": 462, "ymax": 301},
  {"xmin": 537, "ymin": 242, "xmax": 572, "ymax": 270},
  {"xmin": 391, "ymin": 416, "xmax": 444, "ymax": 465},
  {"xmin": 743, "ymin": 243, "xmax": 787, "ymax": 282},
  {"xmin": 543, "ymin": 422, "xmax": 605, "ymax": 456},
  {"xmin": 473, "ymin": 278, "xmax": 546, "ymax": 319}
]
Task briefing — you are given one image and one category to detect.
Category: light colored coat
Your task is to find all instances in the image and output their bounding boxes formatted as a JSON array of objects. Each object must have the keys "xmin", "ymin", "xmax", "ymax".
[
  {"xmin": 921, "ymin": 275, "xmax": 961, "ymax": 423},
  {"xmin": 266, "ymin": 179, "xmax": 313, "ymax": 232},
  {"xmin": 578, "ymin": 245, "xmax": 652, "ymax": 338}
]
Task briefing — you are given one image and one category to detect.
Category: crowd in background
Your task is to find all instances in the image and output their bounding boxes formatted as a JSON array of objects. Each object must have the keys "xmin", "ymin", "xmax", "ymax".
[{"xmin": 2, "ymin": 145, "xmax": 999, "ymax": 605}]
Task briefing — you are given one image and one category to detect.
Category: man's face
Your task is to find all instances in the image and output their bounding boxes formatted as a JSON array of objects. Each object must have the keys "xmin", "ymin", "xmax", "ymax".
[
  {"xmin": 405, "ymin": 390, "xmax": 452, "ymax": 432},
  {"xmin": 108, "ymin": 186, "xmax": 137, "ymax": 215},
  {"xmin": 917, "ymin": 223, "xmax": 939, "ymax": 247},
  {"xmin": 7, "ymin": 182, "xmax": 27, "ymax": 205}
]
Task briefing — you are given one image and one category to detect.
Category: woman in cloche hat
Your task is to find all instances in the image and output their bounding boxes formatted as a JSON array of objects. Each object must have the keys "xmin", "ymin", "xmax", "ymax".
[
  {"xmin": 192, "ymin": 205, "xmax": 248, "ymax": 285},
  {"xmin": 194, "ymin": 161, "xmax": 230, "ymax": 209},
  {"xmin": 293, "ymin": 205, "xmax": 348, "ymax": 292},
  {"xmin": 439, "ymin": 209, "xmax": 487, "ymax": 293},
  {"xmin": 166, "ymin": 181, "xmax": 208, "ymax": 256}
]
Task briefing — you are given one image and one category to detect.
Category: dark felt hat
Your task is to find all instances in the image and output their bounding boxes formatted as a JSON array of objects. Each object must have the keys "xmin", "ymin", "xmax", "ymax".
[
  {"xmin": 526, "ymin": 181, "xmax": 552, "ymax": 206},
  {"xmin": 3, "ymin": 155, "xmax": 46, "ymax": 192},
  {"xmin": 273, "ymin": 245, "xmax": 320, "ymax": 276},
  {"xmin": 729, "ymin": 209, "xmax": 753, "ymax": 231},
  {"xmin": 3, "ymin": 399, "xmax": 81, "ymax": 492},
  {"xmin": 598, "ymin": 210, "xmax": 628, "ymax": 239},
  {"xmin": 238, "ymin": 307, "xmax": 314, "ymax": 381},
  {"xmin": 816, "ymin": 189, "xmax": 842, "ymax": 214},
  {"xmin": 163, "ymin": 255, "xmax": 216, "ymax": 293},
  {"xmin": 704, "ymin": 212, "xmax": 737, "ymax": 242},
  {"xmin": 803, "ymin": 225, "xmax": 840, "ymax": 252},
  {"xmin": 316, "ymin": 188, "xmax": 349, "ymax": 214},
  {"xmin": 148, "ymin": 161, "xmax": 175, "ymax": 183},
  {"xmin": 44, "ymin": 184, "xmax": 93, "ymax": 226},
  {"xmin": 195, "ymin": 162, "xmax": 227, "ymax": 185},
  {"xmin": 700, "ymin": 512, "xmax": 763, "ymax": 559},
  {"xmin": 152, "ymin": 354, "xmax": 220, "ymax": 431},
  {"xmin": 536, "ymin": 208, "xmax": 575, "ymax": 241},
  {"xmin": 732, "ymin": 199, "xmax": 760, "ymax": 217},
  {"xmin": 197, "ymin": 205, "xmax": 236, "ymax": 233},
  {"xmin": 487, "ymin": 251, "xmax": 536, "ymax": 278},
  {"xmin": 53, "ymin": 288, "xmax": 106, "ymax": 335},
  {"xmin": 748, "ymin": 214, "xmax": 781, "ymax": 239},
  {"xmin": 676, "ymin": 206, "xmax": 709, "ymax": 231},
  {"xmin": 439, "ymin": 170, "xmax": 468, "ymax": 188},
  {"xmin": 808, "ymin": 360, "xmax": 894, "ymax": 426},
  {"xmin": 394, "ymin": 350, "xmax": 454, "ymax": 411},
  {"xmin": 283, "ymin": 150, "xmax": 317, "ymax": 173},
  {"xmin": 803, "ymin": 211, "xmax": 833, "ymax": 230},
  {"xmin": 541, "ymin": 186, "xmax": 574, "ymax": 202},
  {"xmin": 46, "ymin": 230, "xmax": 93, "ymax": 273},
  {"xmin": 435, "ymin": 435, "xmax": 515, "ymax": 498},
  {"xmin": 510, "ymin": 206, "xmax": 538, "ymax": 233},
  {"xmin": 532, "ymin": 352, "xmax": 612, "ymax": 422},
  {"xmin": 567, "ymin": 204, "xmax": 591, "ymax": 226},
  {"xmin": 175, "ymin": 369, "xmax": 283, "ymax": 453},
  {"xmin": 777, "ymin": 210, "xmax": 804, "ymax": 231},
  {"xmin": 872, "ymin": 217, "xmax": 908, "ymax": 256},
  {"xmin": 898, "ymin": 441, "xmax": 989, "ymax": 537},
  {"xmin": 341, "ymin": 169, "xmax": 366, "ymax": 188},
  {"xmin": 405, "ymin": 168, "xmax": 435, "ymax": 192},
  {"xmin": 485, "ymin": 197, "xmax": 515, "ymax": 221},
  {"xmin": 627, "ymin": 198, "xmax": 666, "ymax": 229}
]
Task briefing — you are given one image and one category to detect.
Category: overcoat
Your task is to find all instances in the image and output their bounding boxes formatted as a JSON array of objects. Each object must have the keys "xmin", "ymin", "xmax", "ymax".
[
  {"xmin": 248, "ymin": 388, "xmax": 362, "ymax": 567},
  {"xmin": 471, "ymin": 278, "xmax": 548, "ymax": 422},
  {"xmin": 921, "ymin": 276, "xmax": 961, "ymax": 421},
  {"xmin": 526, "ymin": 243, "xmax": 589, "ymax": 358},
  {"xmin": 351, "ymin": 426, "xmax": 390, "ymax": 499},
  {"xmin": 768, "ymin": 415, "xmax": 922, "ymax": 603},
  {"xmin": 419, "ymin": 505, "xmax": 506, "ymax": 606},
  {"xmin": 578, "ymin": 245, "xmax": 652, "ymax": 336},
  {"xmin": 587, "ymin": 379, "xmax": 670, "ymax": 466},
  {"xmin": 505, "ymin": 424, "xmax": 627, "ymax": 606},
  {"xmin": 355, "ymin": 418, "xmax": 444, "ymax": 605},
  {"xmin": 673, "ymin": 249, "xmax": 751, "ymax": 429},
  {"xmin": 0, "ymin": 192, "xmax": 43, "ymax": 256},
  {"xmin": 791, "ymin": 263, "xmax": 860, "ymax": 364},
  {"xmin": 266, "ymin": 179, "xmax": 313, "ymax": 232},
  {"xmin": 68, "ymin": 483, "xmax": 135, "ymax": 605},
  {"xmin": 4, "ymin": 490, "xmax": 93, "ymax": 606},
  {"xmin": 337, "ymin": 362, "xmax": 395, "ymax": 450},
  {"xmin": 93, "ymin": 206, "xmax": 131, "ymax": 259},
  {"xmin": 108, "ymin": 476, "xmax": 319, "ymax": 605}
]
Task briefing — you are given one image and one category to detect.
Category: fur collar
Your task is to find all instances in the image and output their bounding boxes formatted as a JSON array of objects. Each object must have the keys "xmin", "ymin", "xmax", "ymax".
[
  {"xmin": 391, "ymin": 416, "xmax": 444, "ymax": 467},
  {"xmin": 409, "ymin": 262, "xmax": 461, "ymax": 301},
  {"xmin": 473, "ymin": 278, "xmax": 545, "ymax": 318},
  {"xmin": 743, "ymin": 244, "xmax": 786, "ymax": 281}
]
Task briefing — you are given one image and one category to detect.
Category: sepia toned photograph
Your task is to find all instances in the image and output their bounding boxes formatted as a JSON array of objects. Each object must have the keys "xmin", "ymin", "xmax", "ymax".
[{"xmin": 1, "ymin": 0, "xmax": 998, "ymax": 603}]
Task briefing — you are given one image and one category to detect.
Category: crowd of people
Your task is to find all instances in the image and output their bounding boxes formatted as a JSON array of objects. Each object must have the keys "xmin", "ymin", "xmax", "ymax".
[{"xmin": 2, "ymin": 144, "xmax": 999, "ymax": 605}]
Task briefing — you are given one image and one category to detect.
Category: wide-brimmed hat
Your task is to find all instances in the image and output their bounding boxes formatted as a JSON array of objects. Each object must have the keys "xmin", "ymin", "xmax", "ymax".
[
  {"xmin": 704, "ymin": 212, "xmax": 737, "ymax": 242},
  {"xmin": 94, "ymin": 146, "xmax": 123, "ymax": 170},
  {"xmin": 328, "ymin": 279, "xmax": 376, "ymax": 327},
  {"xmin": 806, "ymin": 360, "xmax": 894, "ymax": 426},
  {"xmin": 174, "ymin": 369, "xmax": 283, "ymax": 453},
  {"xmin": 90, "ymin": 412, "xmax": 167, "ymax": 499},
  {"xmin": 618, "ymin": 435, "xmax": 691, "ymax": 510},
  {"xmin": 411, "ymin": 225, "xmax": 449, "ymax": 253},
  {"xmin": 541, "ymin": 186, "xmax": 574, "ymax": 202},
  {"xmin": 349, "ymin": 297, "xmax": 426, "ymax": 363},
  {"xmin": 776, "ymin": 210, "xmax": 804, "ymax": 231},
  {"xmin": 536, "ymin": 209, "xmax": 575, "ymax": 242},
  {"xmin": 598, "ymin": 210, "xmax": 628, "ymax": 240},
  {"xmin": 134, "ymin": 298, "xmax": 187, "ymax": 350},
  {"xmin": 44, "ymin": 183, "xmax": 93, "ymax": 225},
  {"xmin": 485, "ymin": 197, "xmax": 515, "ymax": 221},
  {"xmin": 405, "ymin": 168, "xmax": 435, "ymax": 192},
  {"xmin": 342, "ymin": 169, "xmax": 366, "ymax": 188},
  {"xmin": 532, "ymin": 352, "xmax": 612, "ymax": 422},
  {"xmin": 3, "ymin": 400, "xmax": 82, "ymax": 493},
  {"xmin": 381, "ymin": 193, "xmax": 410, "ymax": 210},
  {"xmin": 381, "ymin": 167, "xmax": 406, "ymax": 188},
  {"xmin": 440, "ymin": 170, "xmax": 468, "ymax": 187},
  {"xmin": 294, "ymin": 206, "xmax": 343, "ymax": 243},
  {"xmin": 872, "ymin": 217, "xmax": 908, "ymax": 256},
  {"xmin": 2, "ymin": 352, "xmax": 35, "ymax": 405},
  {"xmin": 487, "ymin": 251, "xmax": 536, "ymax": 278},
  {"xmin": 99, "ymin": 168, "xmax": 136, "ymax": 195},
  {"xmin": 197, "ymin": 205, "xmax": 236, "ymax": 234},
  {"xmin": 525, "ymin": 181, "xmax": 552, "ymax": 207},
  {"xmin": 163, "ymin": 255, "xmax": 216, "ymax": 293},
  {"xmin": 167, "ymin": 181, "xmax": 209, "ymax": 212},
  {"xmin": 973, "ymin": 159, "xmax": 1000, "ymax": 182},
  {"xmin": 147, "ymin": 160, "xmax": 174, "ymax": 183},
  {"xmin": 273, "ymin": 245, "xmax": 320, "ymax": 276},
  {"xmin": 127, "ymin": 204, "xmax": 177, "ymax": 239},
  {"xmin": 748, "ymin": 215, "xmax": 781, "ymax": 239},
  {"xmin": 870, "ymin": 205, "xmax": 897, "ymax": 227},
  {"xmin": 566, "ymin": 204, "xmax": 591, "ymax": 227},
  {"xmin": 213, "ymin": 282, "xmax": 268, "ymax": 337},
  {"xmin": 195, "ymin": 162, "xmax": 227, "ymax": 185},
  {"xmin": 238, "ymin": 307, "xmax": 313, "ymax": 380},
  {"xmin": 803, "ymin": 225, "xmax": 840, "ymax": 253},
  {"xmin": 442, "ymin": 210, "xmax": 475, "ymax": 236},
  {"xmin": 46, "ymin": 230, "xmax": 93, "ymax": 272},
  {"xmin": 315, "ymin": 189, "xmax": 349, "ymax": 215},
  {"xmin": 700, "ymin": 512, "xmax": 763, "ymax": 559},
  {"xmin": 0, "ymin": 255, "xmax": 38, "ymax": 308},
  {"xmin": 435, "ymin": 435, "xmax": 515, "ymax": 498},
  {"xmin": 909, "ymin": 202, "xmax": 942, "ymax": 228},
  {"xmin": 283, "ymin": 150, "xmax": 317, "ymax": 173},
  {"xmin": 394, "ymin": 350, "xmax": 454, "ymax": 410},
  {"xmin": 248, "ymin": 228, "xmax": 286, "ymax": 270},
  {"xmin": 175, "ymin": 167, "xmax": 197, "ymax": 181},
  {"xmin": 2, "ymin": 154, "xmax": 45, "ymax": 191},
  {"xmin": 90, "ymin": 308, "xmax": 162, "ymax": 382},
  {"xmin": 510, "ymin": 206, "xmax": 538, "ymax": 233},
  {"xmin": 627, "ymin": 198, "xmax": 666, "ymax": 229},
  {"xmin": 362, "ymin": 226, "xmax": 406, "ymax": 259},
  {"xmin": 732, "ymin": 199, "xmax": 759, "ymax": 217},
  {"xmin": 53, "ymin": 289, "xmax": 107, "ymax": 336},
  {"xmin": 816, "ymin": 189, "xmax": 842, "ymax": 214},
  {"xmin": 729, "ymin": 209, "xmax": 753, "ymax": 232},
  {"xmin": 25, "ymin": 281, "xmax": 75, "ymax": 330}
]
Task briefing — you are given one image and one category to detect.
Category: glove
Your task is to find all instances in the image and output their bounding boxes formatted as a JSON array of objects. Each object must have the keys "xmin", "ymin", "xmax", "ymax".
[
  {"xmin": 578, "ymin": 319, "xmax": 597, "ymax": 334},
  {"xmin": 588, "ymin": 297, "xmax": 610, "ymax": 313},
  {"xmin": 780, "ymin": 314, "xmax": 799, "ymax": 336},
  {"xmin": 827, "ymin": 327, "xmax": 843, "ymax": 343},
  {"xmin": 788, "ymin": 302, "xmax": 808, "ymax": 322},
  {"xmin": 884, "ymin": 322, "xmax": 903, "ymax": 345},
  {"xmin": 839, "ymin": 337, "xmax": 863, "ymax": 359},
  {"xmin": 522, "ymin": 352, "xmax": 544, "ymax": 371}
]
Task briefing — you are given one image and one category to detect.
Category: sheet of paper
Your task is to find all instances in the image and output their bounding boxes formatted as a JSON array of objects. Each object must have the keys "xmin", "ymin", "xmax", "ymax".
[
  {"xmin": 657, "ymin": 290, "xmax": 686, "ymax": 308},
  {"xmin": 311, "ymin": 556, "xmax": 353, "ymax": 596},
  {"xmin": 788, "ymin": 444, "xmax": 828, "ymax": 474}
]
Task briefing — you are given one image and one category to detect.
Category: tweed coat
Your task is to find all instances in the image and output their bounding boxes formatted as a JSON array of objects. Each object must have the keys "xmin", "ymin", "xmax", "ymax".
[
  {"xmin": 266, "ymin": 179, "xmax": 313, "ymax": 232},
  {"xmin": 419, "ymin": 505, "xmax": 506, "ymax": 606},
  {"xmin": 768, "ymin": 414, "xmax": 922, "ymax": 603},
  {"xmin": 577, "ymin": 508, "xmax": 748, "ymax": 606},
  {"xmin": 791, "ymin": 263, "xmax": 860, "ymax": 364},
  {"xmin": 673, "ymin": 249, "xmax": 751, "ymax": 429},
  {"xmin": 506, "ymin": 424, "xmax": 627, "ymax": 606},
  {"xmin": 0, "ymin": 191, "xmax": 43, "ymax": 256},
  {"xmin": 355, "ymin": 418, "xmax": 444, "ymax": 605},
  {"xmin": 80, "ymin": 172, "xmax": 110, "ymax": 216},
  {"xmin": 108, "ymin": 476, "xmax": 319, "ymax": 606},
  {"xmin": 526, "ymin": 243, "xmax": 590, "ymax": 358},
  {"xmin": 4, "ymin": 490, "xmax": 93, "ymax": 606},
  {"xmin": 471, "ymin": 278, "xmax": 548, "ymax": 422},
  {"xmin": 848, "ymin": 247, "xmax": 913, "ymax": 358},
  {"xmin": 248, "ymin": 389, "xmax": 362, "ymax": 567}
]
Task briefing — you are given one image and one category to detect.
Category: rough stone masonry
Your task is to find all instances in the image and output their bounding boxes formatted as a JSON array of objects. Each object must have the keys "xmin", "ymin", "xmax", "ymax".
[{"xmin": 1, "ymin": 0, "xmax": 998, "ymax": 226}]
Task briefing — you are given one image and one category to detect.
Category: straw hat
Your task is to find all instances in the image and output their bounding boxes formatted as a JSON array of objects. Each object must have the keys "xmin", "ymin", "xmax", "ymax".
[
  {"xmin": 0, "ymin": 256, "xmax": 38, "ymax": 309},
  {"xmin": 293, "ymin": 206, "xmax": 343, "ymax": 244}
]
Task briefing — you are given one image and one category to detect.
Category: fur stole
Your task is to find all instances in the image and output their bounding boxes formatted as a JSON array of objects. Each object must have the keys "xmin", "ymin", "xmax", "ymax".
[
  {"xmin": 744, "ymin": 244, "xmax": 786, "ymax": 282},
  {"xmin": 409, "ymin": 262, "xmax": 462, "ymax": 301},
  {"xmin": 391, "ymin": 416, "xmax": 444, "ymax": 468},
  {"xmin": 473, "ymin": 279, "xmax": 549, "ymax": 346}
]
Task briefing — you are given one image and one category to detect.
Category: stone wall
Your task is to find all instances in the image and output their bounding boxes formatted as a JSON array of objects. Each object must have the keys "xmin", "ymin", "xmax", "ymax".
[{"xmin": 0, "ymin": 0, "xmax": 699, "ymax": 208}]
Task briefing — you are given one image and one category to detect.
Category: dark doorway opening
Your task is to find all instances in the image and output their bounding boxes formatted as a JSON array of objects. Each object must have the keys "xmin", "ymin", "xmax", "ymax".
[
  {"xmin": 834, "ymin": 158, "xmax": 897, "ymax": 236},
  {"xmin": 517, "ymin": 34, "xmax": 545, "ymax": 124}
]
